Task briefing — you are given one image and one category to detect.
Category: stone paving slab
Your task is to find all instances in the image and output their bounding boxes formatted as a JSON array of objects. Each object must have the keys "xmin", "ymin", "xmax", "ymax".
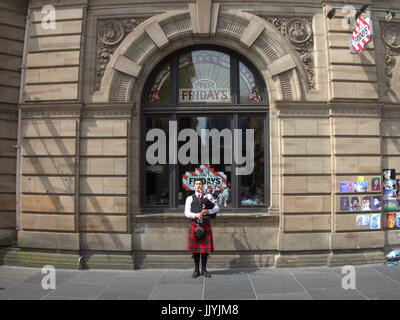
[{"xmin": 0, "ymin": 264, "xmax": 399, "ymax": 300}]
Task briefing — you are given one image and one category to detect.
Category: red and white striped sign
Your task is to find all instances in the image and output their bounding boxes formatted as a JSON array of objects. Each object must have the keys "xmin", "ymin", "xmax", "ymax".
[
  {"xmin": 182, "ymin": 164, "xmax": 227, "ymax": 191},
  {"xmin": 350, "ymin": 16, "xmax": 373, "ymax": 54}
]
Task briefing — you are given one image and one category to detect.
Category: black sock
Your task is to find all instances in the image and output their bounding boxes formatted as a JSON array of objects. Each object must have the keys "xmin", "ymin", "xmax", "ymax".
[
  {"xmin": 193, "ymin": 253, "xmax": 200, "ymax": 272},
  {"xmin": 201, "ymin": 253, "xmax": 208, "ymax": 271}
]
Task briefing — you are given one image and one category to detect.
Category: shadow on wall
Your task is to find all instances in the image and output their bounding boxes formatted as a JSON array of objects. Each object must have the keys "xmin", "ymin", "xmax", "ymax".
[{"xmin": 228, "ymin": 226, "xmax": 260, "ymax": 271}]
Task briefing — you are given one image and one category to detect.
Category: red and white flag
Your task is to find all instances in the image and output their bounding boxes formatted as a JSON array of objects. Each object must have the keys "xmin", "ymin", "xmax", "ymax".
[{"xmin": 350, "ymin": 16, "xmax": 373, "ymax": 54}]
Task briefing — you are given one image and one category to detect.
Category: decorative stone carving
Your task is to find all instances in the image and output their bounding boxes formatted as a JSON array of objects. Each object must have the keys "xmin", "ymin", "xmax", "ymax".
[
  {"xmin": 96, "ymin": 18, "xmax": 146, "ymax": 91},
  {"xmin": 261, "ymin": 16, "xmax": 315, "ymax": 89},
  {"xmin": 381, "ymin": 22, "xmax": 400, "ymax": 92}
]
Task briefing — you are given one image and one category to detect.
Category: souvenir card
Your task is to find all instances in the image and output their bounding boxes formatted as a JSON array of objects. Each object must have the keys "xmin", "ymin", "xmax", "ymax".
[
  {"xmin": 371, "ymin": 177, "xmax": 381, "ymax": 192},
  {"xmin": 383, "ymin": 179, "xmax": 397, "ymax": 190},
  {"xmin": 356, "ymin": 214, "xmax": 370, "ymax": 226},
  {"xmin": 339, "ymin": 196, "xmax": 350, "ymax": 211},
  {"xmin": 384, "ymin": 200, "xmax": 397, "ymax": 211},
  {"xmin": 350, "ymin": 196, "xmax": 361, "ymax": 211},
  {"xmin": 383, "ymin": 169, "xmax": 396, "ymax": 181},
  {"xmin": 362, "ymin": 196, "xmax": 372, "ymax": 211},
  {"xmin": 339, "ymin": 182, "xmax": 354, "ymax": 193},
  {"xmin": 396, "ymin": 213, "xmax": 400, "ymax": 228},
  {"xmin": 383, "ymin": 189, "xmax": 397, "ymax": 200},
  {"xmin": 370, "ymin": 214, "xmax": 381, "ymax": 229},
  {"xmin": 388, "ymin": 213, "xmax": 396, "ymax": 229},
  {"xmin": 372, "ymin": 196, "xmax": 382, "ymax": 210},
  {"xmin": 353, "ymin": 181, "xmax": 368, "ymax": 193}
]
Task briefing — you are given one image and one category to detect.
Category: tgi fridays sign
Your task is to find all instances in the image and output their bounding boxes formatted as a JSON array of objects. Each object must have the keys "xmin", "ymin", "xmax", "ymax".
[
  {"xmin": 182, "ymin": 164, "xmax": 227, "ymax": 191},
  {"xmin": 179, "ymin": 79, "xmax": 230, "ymax": 103},
  {"xmin": 350, "ymin": 16, "xmax": 373, "ymax": 54}
]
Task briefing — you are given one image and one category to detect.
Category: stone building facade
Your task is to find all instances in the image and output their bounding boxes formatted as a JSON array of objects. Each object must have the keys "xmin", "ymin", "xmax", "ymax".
[{"xmin": 0, "ymin": 0, "xmax": 400, "ymax": 269}]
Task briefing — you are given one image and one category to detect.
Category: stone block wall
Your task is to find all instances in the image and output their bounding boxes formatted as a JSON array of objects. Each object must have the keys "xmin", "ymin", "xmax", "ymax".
[
  {"xmin": 23, "ymin": 3, "xmax": 85, "ymax": 101},
  {"xmin": 331, "ymin": 112, "xmax": 384, "ymax": 251},
  {"xmin": 325, "ymin": 6, "xmax": 379, "ymax": 100},
  {"xmin": 278, "ymin": 111, "xmax": 332, "ymax": 256},
  {"xmin": 79, "ymin": 112, "xmax": 131, "ymax": 252},
  {"xmin": 4, "ymin": 0, "xmax": 400, "ymax": 269},
  {"xmin": 0, "ymin": 0, "xmax": 28, "ymax": 245},
  {"xmin": 19, "ymin": 114, "xmax": 80, "ymax": 250}
]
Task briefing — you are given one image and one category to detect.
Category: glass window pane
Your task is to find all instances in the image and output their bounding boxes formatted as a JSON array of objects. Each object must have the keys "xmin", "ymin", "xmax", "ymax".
[
  {"xmin": 179, "ymin": 51, "xmax": 231, "ymax": 103},
  {"xmin": 148, "ymin": 62, "xmax": 171, "ymax": 103},
  {"xmin": 238, "ymin": 116, "xmax": 265, "ymax": 207},
  {"xmin": 239, "ymin": 61, "xmax": 263, "ymax": 103},
  {"xmin": 178, "ymin": 116, "xmax": 232, "ymax": 207},
  {"xmin": 145, "ymin": 117, "xmax": 169, "ymax": 205}
]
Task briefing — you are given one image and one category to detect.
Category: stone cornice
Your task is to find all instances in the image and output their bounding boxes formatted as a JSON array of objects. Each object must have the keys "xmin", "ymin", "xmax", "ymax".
[{"xmin": 274, "ymin": 100, "xmax": 396, "ymax": 117}]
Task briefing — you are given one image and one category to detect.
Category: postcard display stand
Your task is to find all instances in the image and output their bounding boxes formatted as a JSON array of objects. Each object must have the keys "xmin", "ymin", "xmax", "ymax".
[
  {"xmin": 338, "ymin": 175, "xmax": 382, "ymax": 230},
  {"xmin": 382, "ymin": 169, "xmax": 400, "ymax": 230},
  {"xmin": 338, "ymin": 170, "xmax": 400, "ymax": 230}
]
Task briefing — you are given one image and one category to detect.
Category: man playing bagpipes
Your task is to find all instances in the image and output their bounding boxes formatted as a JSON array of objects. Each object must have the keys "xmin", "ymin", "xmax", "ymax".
[{"xmin": 184, "ymin": 178, "xmax": 220, "ymax": 278}]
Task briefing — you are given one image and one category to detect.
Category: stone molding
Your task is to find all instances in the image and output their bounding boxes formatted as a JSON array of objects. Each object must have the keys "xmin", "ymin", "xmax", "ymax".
[
  {"xmin": 95, "ymin": 17, "xmax": 147, "ymax": 91},
  {"xmin": 275, "ymin": 101, "xmax": 386, "ymax": 118},
  {"xmin": 381, "ymin": 22, "xmax": 400, "ymax": 93},
  {"xmin": 93, "ymin": 6, "xmax": 307, "ymax": 103},
  {"xmin": 261, "ymin": 16, "xmax": 315, "ymax": 89}
]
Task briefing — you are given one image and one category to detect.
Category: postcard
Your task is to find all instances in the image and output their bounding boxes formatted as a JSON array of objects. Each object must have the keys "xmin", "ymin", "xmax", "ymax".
[
  {"xmin": 371, "ymin": 177, "xmax": 381, "ymax": 192},
  {"xmin": 383, "ymin": 169, "xmax": 396, "ymax": 181},
  {"xmin": 339, "ymin": 182, "xmax": 354, "ymax": 193},
  {"xmin": 383, "ymin": 189, "xmax": 397, "ymax": 200},
  {"xmin": 350, "ymin": 196, "xmax": 361, "ymax": 211},
  {"xmin": 383, "ymin": 179, "xmax": 397, "ymax": 190},
  {"xmin": 339, "ymin": 196, "xmax": 350, "ymax": 211},
  {"xmin": 372, "ymin": 196, "xmax": 382, "ymax": 210},
  {"xmin": 362, "ymin": 196, "xmax": 372, "ymax": 211},
  {"xmin": 388, "ymin": 213, "xmax": 396, "ymax": 229},
  {"xmin": 384, "ymin": 200, "xmax": 397, "ymax": 211},
  {"xmin": 353, "ymin": 181, "xmax": 368, "ymax": 193},
  {"xmin": 370, "ymin": 214, "xmax": 381, "ymax": 229},
  {"xmin": 396, "ymin": 213, "xmax": 400, "ymax": 228},
  {"xmin": 356, "ymin": 214, "xmax": 370, "ymax": 226}
]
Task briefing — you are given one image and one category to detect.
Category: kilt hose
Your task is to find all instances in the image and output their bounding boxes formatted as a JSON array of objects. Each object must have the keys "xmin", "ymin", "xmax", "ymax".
[{"xmin": 188, "ymin": 220, "xmax": 214, "ymax": 255}]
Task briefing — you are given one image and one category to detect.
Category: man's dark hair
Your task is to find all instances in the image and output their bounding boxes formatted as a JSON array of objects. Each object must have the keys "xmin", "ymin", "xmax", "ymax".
[{"xmin": 194, "ymin": 178, "xmax": 203, "ymax": 184}]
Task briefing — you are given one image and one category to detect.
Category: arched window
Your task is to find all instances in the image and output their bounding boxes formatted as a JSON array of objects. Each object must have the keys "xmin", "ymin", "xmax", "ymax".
[{"xmin": 141, "ymin": 46, "xmax": 269, "ymax": 213}]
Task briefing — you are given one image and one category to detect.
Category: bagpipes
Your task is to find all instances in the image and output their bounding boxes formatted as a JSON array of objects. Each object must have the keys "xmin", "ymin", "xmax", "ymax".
[
  {"xmin": 194, "ymin": 171, "xmax": 219, "ymax": 240},
  {"xmin": 200, "ymin": 170, "xmax": 220, "ymax": 219}
]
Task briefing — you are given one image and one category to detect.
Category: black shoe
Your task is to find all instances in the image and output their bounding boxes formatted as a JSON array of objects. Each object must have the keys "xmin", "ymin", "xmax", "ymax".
[
  {"xmin": 201, "ymin": 269, "xmax": 211, "ymax": 278},
  {"xmin": 192, "ymin": 270, "xmax": 200, "ymax": 278}
]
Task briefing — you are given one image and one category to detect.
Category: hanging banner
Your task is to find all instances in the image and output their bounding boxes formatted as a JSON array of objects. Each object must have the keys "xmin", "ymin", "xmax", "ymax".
[
  {"xmin": 349, "ymin": 16, "xmax": 373, "ymax": 54},
  {"xmin": 182, "ymin": 164, "xmax": 227, "ymax": 191}
]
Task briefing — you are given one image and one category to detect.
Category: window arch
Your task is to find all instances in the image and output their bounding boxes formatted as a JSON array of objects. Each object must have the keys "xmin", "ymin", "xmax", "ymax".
[{"xmin": 141, "ymin": 46, "xmax": 269, "ymax": 213}]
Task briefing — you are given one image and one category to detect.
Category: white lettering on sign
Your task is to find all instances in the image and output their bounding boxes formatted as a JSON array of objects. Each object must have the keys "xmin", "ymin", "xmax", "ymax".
[{"xmin": 350, "ymin": 16, "xmax": 373, "ymax": 54}]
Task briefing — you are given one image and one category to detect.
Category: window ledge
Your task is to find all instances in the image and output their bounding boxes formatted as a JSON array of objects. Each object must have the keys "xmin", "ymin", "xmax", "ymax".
[{"xmin": 134, "ymin": 212, "xmax": 278, "ymax": 220}]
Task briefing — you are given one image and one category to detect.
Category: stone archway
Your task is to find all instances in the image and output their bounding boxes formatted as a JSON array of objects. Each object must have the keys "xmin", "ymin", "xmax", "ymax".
[
  {"xmin": 93, "ymin": 6, "xmax": 309, "ymax": 104},
  {"xmin": 91, "ymin": 5, "xmax": 313, "ymax": 217}
]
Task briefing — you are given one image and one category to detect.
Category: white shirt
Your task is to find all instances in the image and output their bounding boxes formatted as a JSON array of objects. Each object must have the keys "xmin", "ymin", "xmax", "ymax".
[{"xmin": 184, "ymin": 192, "xmax": 220, "ymax": 219}]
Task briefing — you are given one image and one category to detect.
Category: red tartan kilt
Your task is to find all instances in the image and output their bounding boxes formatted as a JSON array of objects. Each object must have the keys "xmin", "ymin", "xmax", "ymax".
[{"xmin": 187, "ymin": 221, "xmax": 214, "ymax": 254}]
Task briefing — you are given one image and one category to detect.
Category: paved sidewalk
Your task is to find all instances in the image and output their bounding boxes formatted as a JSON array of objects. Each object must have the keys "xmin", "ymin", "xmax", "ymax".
[{"xmin": 0, "ymin": 263, "xmax": 400, "ymax": 300}]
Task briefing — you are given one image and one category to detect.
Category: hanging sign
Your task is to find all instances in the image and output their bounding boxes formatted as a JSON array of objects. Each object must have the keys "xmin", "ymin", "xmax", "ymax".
[
  {"xmin": 182, "ymin": 164, "xmax": 227, "ymax": 191},
  {"xmin": 350, "ymin": 16, "xmax": 373, "ymax": 54}
]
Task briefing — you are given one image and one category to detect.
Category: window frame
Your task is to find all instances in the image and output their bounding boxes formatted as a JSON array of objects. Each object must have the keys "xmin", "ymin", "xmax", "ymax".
[{"xmin": 141, "ymin": 46, "xmax": 270, "ymax": 214}]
